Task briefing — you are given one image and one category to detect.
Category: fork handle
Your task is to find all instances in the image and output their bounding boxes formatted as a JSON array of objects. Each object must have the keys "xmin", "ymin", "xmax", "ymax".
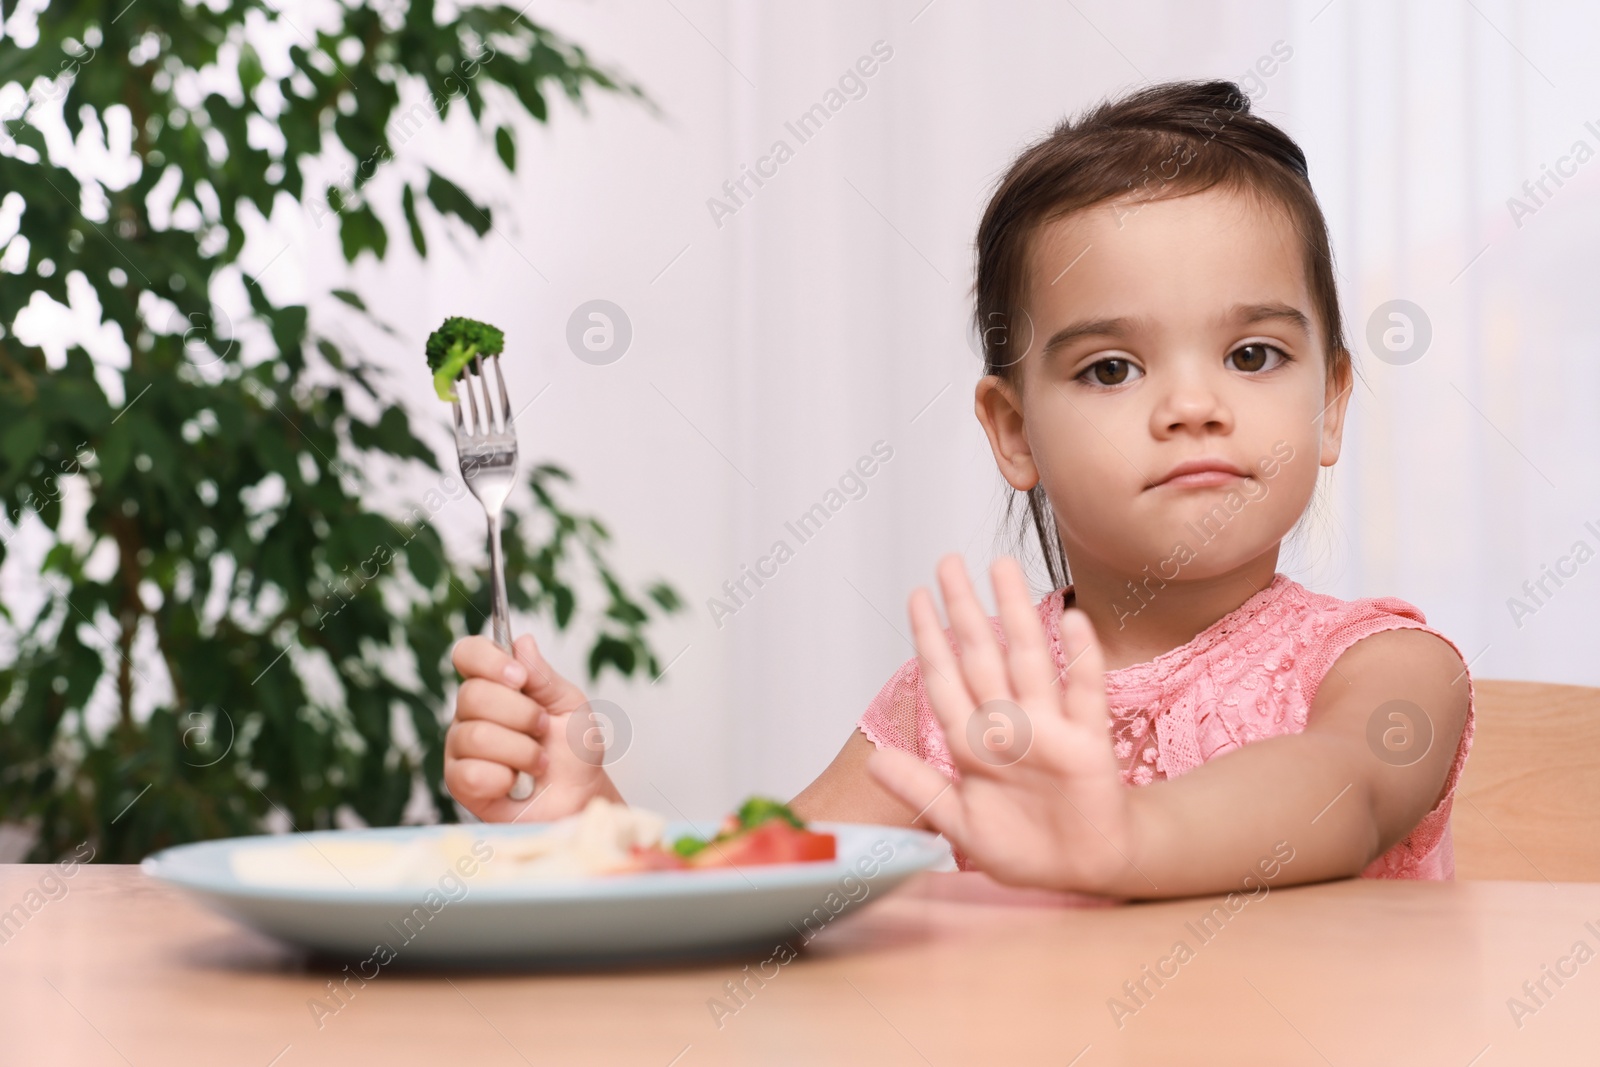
[
  {"xmin": 487, "ymin": 511, "xmax": 513, "ymax": 652},
  {"xmin": 486, "ymin": 511, "xmax": 536, "ymax": 802}
]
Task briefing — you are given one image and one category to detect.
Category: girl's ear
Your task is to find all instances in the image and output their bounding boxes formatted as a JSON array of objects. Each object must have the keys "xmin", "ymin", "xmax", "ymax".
[
  {"xmin": 974, "ymin": 375, "xmax": 1039, "ymax": 491},
  {"xmin": 1319, "ymin": 354, "xmax": 1354, "ymax": 466}
]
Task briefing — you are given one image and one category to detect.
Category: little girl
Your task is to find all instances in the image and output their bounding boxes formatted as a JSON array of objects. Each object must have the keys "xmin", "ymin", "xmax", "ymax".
[{"xmin": 443, "ymin": 80, "xmax": 1475, "ymax": 898}]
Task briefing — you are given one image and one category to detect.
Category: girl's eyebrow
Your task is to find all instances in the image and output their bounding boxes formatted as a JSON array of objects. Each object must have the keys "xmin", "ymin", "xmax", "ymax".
[
  {"xmin": 1229, "ymin": 301, "xmax": 1312, "ymax": 336},
  {"xmin": 1039, "ymin": 301, "xmax": 1312, "ymax": 362},
  {"xmin": 1040, "ymin": 316, "xmax": 1140, "ymax": 361}
]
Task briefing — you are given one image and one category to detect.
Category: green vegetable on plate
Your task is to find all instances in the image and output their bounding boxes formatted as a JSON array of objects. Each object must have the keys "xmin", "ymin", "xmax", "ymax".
[{"xmin": 670, "ymin": 796, "xmax": 808, "ymax": 858}]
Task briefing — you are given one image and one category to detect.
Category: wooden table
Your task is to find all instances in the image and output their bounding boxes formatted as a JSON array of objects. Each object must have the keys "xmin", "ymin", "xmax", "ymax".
[{"xmin": 1, "ymin": 866, "xmax": 1595, "ymax": 1064}]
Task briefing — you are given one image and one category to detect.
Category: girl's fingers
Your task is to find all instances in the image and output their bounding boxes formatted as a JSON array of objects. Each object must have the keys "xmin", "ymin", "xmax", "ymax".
[
  {"xmin": 928, "ymin": 556, "xmax": 1011, "ymax": 703},
  {"xmin": 446, "ymin": 718, "xmax": 548, "ymax": 777},
  {"xmin": 992, "ymin": 556, "xmax": 1057, "ymax": 711},
  {"xmin": 865, "ymin": 747, "xmax": 969, "ymax": 849},
  {"xmin": 452, "ymin": 635, "xmax": 530, "ymax": 689},
  {"xmin": 512, "ymin": 634, "xmax": 590, "ymax": 717},
  {"xmin": 445, "ymin": 756, "xmax": 517, "ymax": 804},
  {"xmin": 455, "ymin": 677, "xmax": 548, "ymax": 739},
  {"xmin": 1057, "ymin": 607, "xmax": 1110, "ymax": 729},
  {"xmin": 935, "ymin": 555, "xmax": 1013, "ymax": 706},
  {"xmin": 909, "ymin": 586, "xmax": 980, "ymax": 767}
]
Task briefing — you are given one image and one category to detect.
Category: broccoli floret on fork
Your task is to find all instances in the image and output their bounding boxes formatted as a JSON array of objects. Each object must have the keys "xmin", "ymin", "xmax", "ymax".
[{"xmin": 425, "ymin": 316, "xmax": 505, "ymax": 402}]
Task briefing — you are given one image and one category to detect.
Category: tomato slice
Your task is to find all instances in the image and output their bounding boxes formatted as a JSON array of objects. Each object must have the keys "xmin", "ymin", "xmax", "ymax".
[{"xmin": 685, "ymin": 820, "xmax": 836, "ymax": 868}]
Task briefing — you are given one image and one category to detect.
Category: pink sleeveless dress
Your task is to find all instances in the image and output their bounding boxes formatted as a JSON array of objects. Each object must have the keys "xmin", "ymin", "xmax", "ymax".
[{"xmin": 857, "ymin": 572, "xmax": 1477, "ymax": 880}]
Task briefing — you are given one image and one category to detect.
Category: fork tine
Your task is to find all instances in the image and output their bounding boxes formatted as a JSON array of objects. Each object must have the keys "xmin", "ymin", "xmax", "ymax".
[
  {"xmin": 469, "ymin": 355, "xmax": 485, "ymax": 432},
  {"xmin": 451, "ymin": 394, "xmax": 465, "ymax": 433},
  {"xmin": 491, "ymin": 353, "xmax": 513, "ymax": 428},
  {"xmin": 471, "ymin": 355, "xmax": 498, "ymax": 434},
  {"xmin": 464, "ymin": 358, "xmax": 484, "ymax": 435}
]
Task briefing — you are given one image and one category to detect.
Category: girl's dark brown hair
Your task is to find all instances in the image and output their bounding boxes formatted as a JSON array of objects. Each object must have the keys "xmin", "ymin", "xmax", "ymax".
[{"xmin": 973, "ymin": 79, "xmax": 1351, "ymax": 592}]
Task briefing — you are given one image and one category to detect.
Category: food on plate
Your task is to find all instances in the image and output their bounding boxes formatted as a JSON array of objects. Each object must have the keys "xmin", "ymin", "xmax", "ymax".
[
  {"xmin": 229, "ymin": 829, "xmax": 494, "ymax": 891},
  {"xmin": 481, "ymin": 795, "xmax": 669, "ymax": 879},
  {"xmin": 664, "ymin": 796, "xmax": 837, "ymax": 869},
  {"xmin": 489, "ymin": 795, "xmax": 838, "ymax": 875},
  {"xmin": 424, "ymin": 315, "xmax": 505, "ymax": 402},
  {"xmin": 228, "ymin": 796, "xmax": 836, "ymax": 890}
]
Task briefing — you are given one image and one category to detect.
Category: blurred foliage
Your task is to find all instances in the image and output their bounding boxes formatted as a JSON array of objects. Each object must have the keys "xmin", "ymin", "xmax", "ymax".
[{"xmin": 0, "ymin": 0, "xmax": 680, "ymax": 862}]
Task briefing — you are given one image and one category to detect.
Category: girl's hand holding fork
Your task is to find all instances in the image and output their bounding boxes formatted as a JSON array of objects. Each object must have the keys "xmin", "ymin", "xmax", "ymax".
[{"xmin": 445, "ymin": 632, "xmax": 623, "ymax": 822}]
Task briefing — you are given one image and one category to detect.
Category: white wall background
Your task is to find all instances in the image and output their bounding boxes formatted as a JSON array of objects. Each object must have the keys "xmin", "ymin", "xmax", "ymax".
[{"xmin": 8, "ymin": 0, "xmax": 1599, "ymax": 821}]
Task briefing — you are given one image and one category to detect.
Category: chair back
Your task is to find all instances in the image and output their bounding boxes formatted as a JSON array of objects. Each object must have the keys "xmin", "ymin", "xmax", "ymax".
[{"xmin": 1452, "ymin": 679, "xmax": 1600, "ymax": 881}]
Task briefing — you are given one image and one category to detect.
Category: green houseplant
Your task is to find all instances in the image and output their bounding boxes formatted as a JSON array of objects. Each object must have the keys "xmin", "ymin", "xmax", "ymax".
[{"xmin": 0, "ymin": 0, "xmax": 679, "ymax": 862}]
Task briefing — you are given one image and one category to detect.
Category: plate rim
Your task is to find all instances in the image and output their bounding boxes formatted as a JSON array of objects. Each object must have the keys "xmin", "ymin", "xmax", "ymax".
[{"xmin": 141, "ymin": 820, "xmax": 949, "ymax": 905}]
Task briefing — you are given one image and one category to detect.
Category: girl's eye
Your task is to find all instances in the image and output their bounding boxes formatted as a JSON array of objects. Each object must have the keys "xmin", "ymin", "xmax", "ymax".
[
  {"xmin": 1078, "ymin": 358, "xmax": 1143, "ymax": 388},
  {"xmin": 1229, "ymin": 343, "xmax": 1290, "ymax": 373}
]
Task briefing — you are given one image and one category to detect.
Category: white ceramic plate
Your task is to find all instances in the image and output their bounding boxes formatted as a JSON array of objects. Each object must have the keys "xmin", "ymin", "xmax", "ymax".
[{"xmin": 141, "ymin": 821, "xmax": 946, "ymax": 965}]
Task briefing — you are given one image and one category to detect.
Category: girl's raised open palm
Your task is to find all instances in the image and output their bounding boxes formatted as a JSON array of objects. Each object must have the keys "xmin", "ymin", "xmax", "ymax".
[{"xmin": 867, "ymin": 554, "xmax": 1142, "ymax": 894}]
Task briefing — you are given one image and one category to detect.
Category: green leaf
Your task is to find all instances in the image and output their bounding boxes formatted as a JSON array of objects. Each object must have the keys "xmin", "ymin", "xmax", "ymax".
[
  {"xmin": 504, "ymin": 62, "xmax": 550, "ymax": 123},
  {"xmin": 494, "ymin": 125, "xmax": 516, "ymax": 171},
  {"xmin": 62, "ymin": 636, "xmax": 103, "ymax": 710},
  {"xmin": 366, "ymin": 406, "xmax": 436, "ymax": 469},
  {"xmin": 255, "ymin": 427, "xmax": 298, "ymax": 484},
  {"xmin": 647, "ymin": 581, "xmax": 682, "ymax": 612},
  {"xmin": 317, "ymin": 339, "xmax": 348, "ymax": 370},
  {"xmin": 606, "ymin": 596, "xmax": 646, "ymax": 626},
  {"xmin": 425, "ymin": 169, "xmax": 491, "ymax": 237},
  {"xmin": 401, "ymin": 184, "xmax": 427, "ymax": 257},
  {"xmin": 405, "ymin": 538, "xmax": 443, "ymax": 590},
  {"xmin": 586, "ymin": 634, "xmax": 634, "ymax": 679},
  {"xmin": 331, "ymin": 289, "xmax": 367, "ymax": 311},
  {"xmin": 239, "ymin": 43, "xmax": 266, "ymax": 95},
  {"xmin": 1, "ymin": 419, "xmax": 44, "ymax": 474},
  {"xmin": 97, "ymin": 422, "xmax": 133, "ymax": 487},
  {"xmin": 338, "ymin": 204, "xmax": 388, "ymax": 263}
]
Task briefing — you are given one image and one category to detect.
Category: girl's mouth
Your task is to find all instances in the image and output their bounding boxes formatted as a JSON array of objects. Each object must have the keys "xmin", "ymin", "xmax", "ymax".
[{"xmin": 1152, "ymin": 470, "xmax": 1247, "ymax": 490}]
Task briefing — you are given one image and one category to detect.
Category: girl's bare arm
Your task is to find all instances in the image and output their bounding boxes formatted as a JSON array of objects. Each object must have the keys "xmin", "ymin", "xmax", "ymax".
[
  {"xmin": 1111, "ymin": 626, "xmax": 1471, "ymax": 898},
  {"xmin": 788, "ymin": 729, "xmax": 935, "ymax": 829}
]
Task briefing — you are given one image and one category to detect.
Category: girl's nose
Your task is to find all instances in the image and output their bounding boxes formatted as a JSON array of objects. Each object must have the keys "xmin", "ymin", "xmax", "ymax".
[{"xmin": 1151, "ymin": 372, "xmax": 1234, "ymax": 437}]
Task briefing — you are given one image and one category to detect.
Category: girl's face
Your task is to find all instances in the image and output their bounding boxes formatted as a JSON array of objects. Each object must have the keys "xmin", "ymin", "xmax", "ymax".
[{"xmin": 976, "ymin": 183, "xmax": 1352, "ymax": 585}]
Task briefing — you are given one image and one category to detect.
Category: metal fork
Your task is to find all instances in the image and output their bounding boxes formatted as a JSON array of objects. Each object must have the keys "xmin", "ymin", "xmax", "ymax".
[{"xmin": 451, "ymin": 352, "xmax": 536, "ymax": 802}]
